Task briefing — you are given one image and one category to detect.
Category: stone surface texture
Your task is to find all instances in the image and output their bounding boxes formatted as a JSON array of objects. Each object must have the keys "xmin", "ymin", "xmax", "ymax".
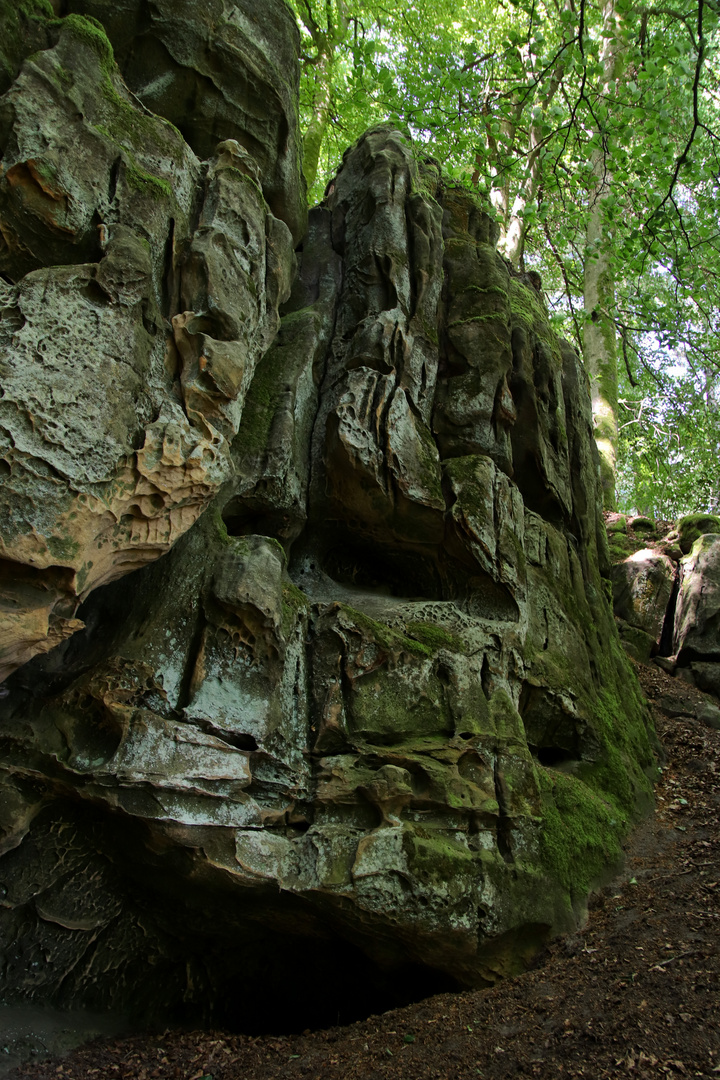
[
  {"xmin": 0, "ymin": 6, "xmax": 656, "ymax": 1025},
  {"xmin": 0, "ymin": 3, "xmax": 295, "ymax": 680},
  {"xmin": 674, "ymin": 534, "xmax": 720, "ymax": 662},
  {"xmin": 611, "ymin": 549, "xmax": 676, "ymax": 645},
  {"xmin": 608, "ymin": 518, "xmax": 720, "ymax": 705}
]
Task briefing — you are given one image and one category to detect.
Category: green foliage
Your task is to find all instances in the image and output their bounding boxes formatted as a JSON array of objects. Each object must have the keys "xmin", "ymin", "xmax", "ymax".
[
  {"xmin": 286, "ymin": 0, "xmax": 720, "ymax": 510},
  {"xmin": 616, "ymin": 359, "xmax": 720, "ymax": 517}
]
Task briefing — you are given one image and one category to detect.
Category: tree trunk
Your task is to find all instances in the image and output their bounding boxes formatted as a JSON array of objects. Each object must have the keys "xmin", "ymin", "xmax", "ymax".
[
  {"xmin": 582, "ymin": 0, "xmax": 625, "ymax": 510},
  {"xmin": 302, "ymin": 47, "xmax": 334, "ymax": 192}
]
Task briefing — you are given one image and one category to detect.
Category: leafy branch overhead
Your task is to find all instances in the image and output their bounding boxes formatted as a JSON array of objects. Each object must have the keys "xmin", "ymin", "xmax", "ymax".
[{"xmin": 288, "ymin": 0, "xmax": 720, "ymax": 516}]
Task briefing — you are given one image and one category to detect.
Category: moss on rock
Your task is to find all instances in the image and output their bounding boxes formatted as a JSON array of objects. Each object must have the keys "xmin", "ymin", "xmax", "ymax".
[
  {"xmin": 338, "ymin": 605, "xmax": 433, "ymax": 659},
  {"xmin": 0, "ymin": 0, "xmax": 53, "ymax": 92},
  {"xmin": 404, "ymin": 621, "xmax": 465, "ymax": 653},
  {"xmin": 677, "ymin": 513, "xmax": 720, "ymax": 554},
  {"xmin": 538, "ymin": 768, "xmax": 623, "ymax": 898}
]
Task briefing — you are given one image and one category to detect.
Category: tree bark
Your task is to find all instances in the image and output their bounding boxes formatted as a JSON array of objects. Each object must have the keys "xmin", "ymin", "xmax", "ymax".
[
  {"xmin": 303, "ymin": 46, "xmax": 334, "ymax": 191},
  {"xmin": 582, "ymin": 0, "xmax": 625, "ymax": 510}
]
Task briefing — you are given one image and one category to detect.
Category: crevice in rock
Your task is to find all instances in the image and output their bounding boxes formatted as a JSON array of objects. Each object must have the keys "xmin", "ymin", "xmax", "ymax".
[
  {"xmin": 161, "ymin": 215, "xmax": 175, "ymax": 316},
  {"xmin": 191, "ymin": 719, "xmax": 258, "ymax": 752},
  {"xmin": 658, "ymin": 567, "xmax": 680, "ymax": 657},
  {"xmin": 108, "ymin": 157, "xmax": 121, "ymax": 205},
  {"xmin": 534, "ymin": 746, "xmax": 575, "ymax": 766},
  {"xmin": 175, "ymin": 610, "xmax": 206, "ymax": 713},
  {"xmin": 322, "ymin": 540, "xmax": 442, "ymax": 601},
  {"xmin": 493, "ymin": 765, "xmax": 514, "ymax": 864},
  {"xmin": 480, "ymin": 654, "xmax": 492, "ymax": 699}
]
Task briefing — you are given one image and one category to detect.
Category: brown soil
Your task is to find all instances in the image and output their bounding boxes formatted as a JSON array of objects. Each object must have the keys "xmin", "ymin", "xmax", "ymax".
[{"xmin": 8, "ymin": 662, "xmax": 720, "ymax": 1080}]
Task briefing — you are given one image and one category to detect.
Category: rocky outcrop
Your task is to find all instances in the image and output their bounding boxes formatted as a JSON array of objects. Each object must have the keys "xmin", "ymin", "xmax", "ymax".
[
  {"xmin": 0, "ymin": 8, "xmax": 656, "ymax": 1027},
  {"xmin": 609, "ymin": 516, "xmax": 720, "ymax": 718},
  {"xmin": 0, "ymin": 6, "xmax": 295, "ymax": 680},
  {"xmin": 63, "ymin": 0, "xmax": 307, "ymax": 243},
  {"xmin": 611, "ymin": 550, "xmax": 676, "ymax": 662},
  {"xmin": 674, "ymin": 534, "xmax": 720, "ymax": 662}
]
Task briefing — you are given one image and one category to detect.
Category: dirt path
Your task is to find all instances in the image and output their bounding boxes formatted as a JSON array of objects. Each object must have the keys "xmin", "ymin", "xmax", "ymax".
[{"xmin": 8, "ymin": 663, "xmax": 720, "ymax": 1080}]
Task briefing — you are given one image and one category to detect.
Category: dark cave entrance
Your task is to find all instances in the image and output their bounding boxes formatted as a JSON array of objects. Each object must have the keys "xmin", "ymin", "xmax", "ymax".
[
  {"xmin": 0, "ymin": 802, "xmax": 460, "ymax": 1040},
  {"xmin": 170, "ymin": 938, "xmax": 461, "ymax": 1036}
]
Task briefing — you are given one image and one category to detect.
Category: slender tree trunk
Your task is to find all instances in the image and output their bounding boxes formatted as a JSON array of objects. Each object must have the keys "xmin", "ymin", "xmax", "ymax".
[
  {"xmin": 584, "ymin": 175, "xmax": 619, "ymax": 509},
  {"xmin": 498, "ymin": 119, "xmax": 542, "ymax": 267},
  {"xmin": 582, "ymin": 0, "xmax": 625, "ymax": 510},
  {"xmin": 492, "ymin": 22, "xmax": 573, "ymax": 269},
  {"xmin": 296, "ymin": 0, "xmax": 350, "ymax": 194},
  {"xmin": 303, "ymin": 47, "xmax": 334, "ymax": 191}
]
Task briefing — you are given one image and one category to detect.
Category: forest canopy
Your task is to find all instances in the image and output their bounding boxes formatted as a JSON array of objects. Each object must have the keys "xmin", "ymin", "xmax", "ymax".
[{"xmin": 288, "ymin": 0, "xmax": 720, "ymax": 519}]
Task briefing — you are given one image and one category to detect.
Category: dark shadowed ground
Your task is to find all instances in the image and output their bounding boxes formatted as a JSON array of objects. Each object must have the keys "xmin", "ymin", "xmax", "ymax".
[{"xmin": 7, "ymin": 662, "xmax": 720, "ymax": 1080}]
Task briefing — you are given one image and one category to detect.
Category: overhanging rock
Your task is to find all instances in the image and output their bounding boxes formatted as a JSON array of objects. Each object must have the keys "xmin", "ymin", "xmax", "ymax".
[{"xmin": 0, "ymin": 9, "xmax": 657, "ymax": 1024}]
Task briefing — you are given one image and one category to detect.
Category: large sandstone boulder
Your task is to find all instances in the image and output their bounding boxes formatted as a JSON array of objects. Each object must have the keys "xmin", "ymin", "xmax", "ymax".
[
  {"xmin": 677, "ymin": 513, "xmax": 720, "ymax": 555},
  {"xmin": 0, "ymin": 10, "xmax": 656, "ymax": 1025},
  {"xmin": 64, "ymin": 0, "xmax": 307, "ymax": 243},
  {"xmin": 674, "ymin": 533, "xmax": 720, "ymax": 661},
  {"xmin": 0, "ymin": 9, "xmax": 294, "ymax": 680},
  {"xmin": 611, "ymin": 549, "xmax": 676, "ymax": 645}
]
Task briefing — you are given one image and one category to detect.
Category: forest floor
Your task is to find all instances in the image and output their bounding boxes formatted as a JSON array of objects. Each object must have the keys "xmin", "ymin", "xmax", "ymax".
[{"xmin": 7, "ymin": 662, "xmax": 720, "ymax": 1080}]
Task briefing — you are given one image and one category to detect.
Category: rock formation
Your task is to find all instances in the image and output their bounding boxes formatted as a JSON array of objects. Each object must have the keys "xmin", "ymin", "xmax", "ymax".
[
  {"xmin": 609, "ymin": 515, "xmax": 720, "ymax": 708},
  {"xmin": 0, "ymin": 1, "xmax": 656, "ymax": 1027},
  {"xmin": 0, "ymin": 1, "xmax": 297, "ymax": 681}
]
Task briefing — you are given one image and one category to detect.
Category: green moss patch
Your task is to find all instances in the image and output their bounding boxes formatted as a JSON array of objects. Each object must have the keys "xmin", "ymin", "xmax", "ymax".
[
  {"xmin": 46, "ymin": 533, "xmax": 80, "ymax": 561},
  {"xmin": 56, "ymin": 14, "xmax": 184, "ymax": 166},
  {"xmin": 403, "ymin": 831, "xmax": 473, "ymax": 886},
  {"xmin": 55, "ymin": 12, "xmax": 114, "ymax": 64},
  {"xmin": 0, "ymin": 0, "xmax": 53, "ymax": 91},
  {"xmin": 236, "ymin": 346, "xmax": 287, "ymax": 460},
  {"xmin": 538, "ymin": 768, "xmax": 623, "ymax": 898},
  {"xmin": 339, "ymin": 605, "xmax": 432, "ymax": 659},
  {"xmin": 404, "ymin": 621, "xmax": 465, "ymax": 654},
  {"xmin": 677, "ymin": 513, "xmax": 720, "ymax": 554},
  {"xmin": 281, "ymin": 581, "xmax": 308, "ymax": 639}
]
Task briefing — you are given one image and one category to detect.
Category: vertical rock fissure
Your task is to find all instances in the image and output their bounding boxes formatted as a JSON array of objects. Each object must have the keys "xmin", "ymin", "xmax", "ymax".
[{"xmin": 658, "ymin": 567, "xmax": 681, "ymax": 658}]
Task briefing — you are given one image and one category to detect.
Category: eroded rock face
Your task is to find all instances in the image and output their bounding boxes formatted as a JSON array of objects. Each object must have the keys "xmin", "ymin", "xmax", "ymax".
[
  {"xmin": 608, "ymin": 519, "xmax": 720, "ymax": 708},
  {"xmin": 611, "ymin": 550, "xmax": 676, "ymax": 646},
  {"xmin": 674, "ymin": 534, "xmax": 720, "ymax": 662},
  {"xmin": 0, "ymin": 16, "xmax": 656, "ymax": 1023},
  {"xmin": 0, "ymin": 9, "xmax": 294, "ymax": 680},
  {"xmin": 64, "ymin": 0, "xmax": 307, "ymax": 243}
]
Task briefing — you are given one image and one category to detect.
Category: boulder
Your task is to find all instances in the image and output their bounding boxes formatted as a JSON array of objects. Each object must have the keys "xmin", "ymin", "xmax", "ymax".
[
  {"xmin": 697, "ymin": 701, "xmax": 720, "ymax": 730},
  {"xmin": 0, "ymin": 64, "xmax": 657, "ymax": 1022},
  {"xmin": 674, "ymin": 534, "xmax": 720, "ymax": 662},
  {"xmin": 0, "ymin": 13, "xmax": 294, "ymax": 680},
  {"xmin": 615, "ymin": 619, "xmax": 657, "ymax": 665},
  {"xmin": 611, "ymin": 549, "xmax": 676, "ymax": 645},
  {"xmin": 628, "ymin": 516, "xmax": 657, "ymax": 536},
  {"xmin": 691, "ymin": 661, "xmax": 720, "ymax": 699},
  {"xmin": 677, "ymin": 514, "xmax": 720, "ymax": 554}
]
